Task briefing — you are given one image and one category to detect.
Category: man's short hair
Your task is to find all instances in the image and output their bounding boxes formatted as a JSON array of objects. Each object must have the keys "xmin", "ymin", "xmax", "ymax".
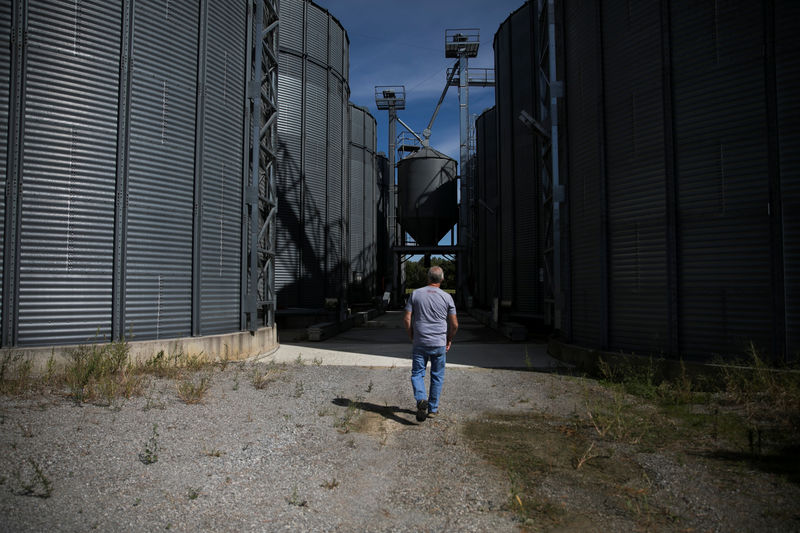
[{"xmin": 428, "ymin": 266, "xmax": 444, "ymax": 284}]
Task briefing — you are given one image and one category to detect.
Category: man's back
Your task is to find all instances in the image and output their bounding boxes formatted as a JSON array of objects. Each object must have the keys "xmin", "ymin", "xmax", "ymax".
[{"xmin": 406, "ymin": 286, "xmax": 456, "ymax": 347}]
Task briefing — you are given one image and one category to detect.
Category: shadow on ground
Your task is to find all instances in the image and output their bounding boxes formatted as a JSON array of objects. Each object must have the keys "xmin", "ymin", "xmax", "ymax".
[
  {"xmin": 274, "ymin": 311, "xmax": 565, "ymax": 371},
  {"xmin": 333, "ymin": 397, "xmax": 418, "ymax": 426}
]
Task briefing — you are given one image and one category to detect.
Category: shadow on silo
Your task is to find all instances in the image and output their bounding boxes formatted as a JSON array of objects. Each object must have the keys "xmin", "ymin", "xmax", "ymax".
[{"xmin": 276, "ymin": 140, "xmax": 348, "ymax": 312}]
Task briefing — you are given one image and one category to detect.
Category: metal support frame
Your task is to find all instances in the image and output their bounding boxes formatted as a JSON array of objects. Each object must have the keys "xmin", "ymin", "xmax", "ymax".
[
  {"xmin": 2, "ymin": 0, "xmax": 27, "ymax": 347},
  {"xmin": 446, "ymin": 67, "xmax": 495, "ymax": 87},
  {"xmin": 392, "ymin": 245, "xmax": 465, "ymax": 255},
  {"xmin": 442, "ymin": 29, "xmax": 495, "ymax": 309},
  {"xmin": 536, "ymin": 0, "xmax": 562, "ymax": 330},
  {"xmin": 243, "ymin": 0, "xmax": 278, "ymax": 331},
  {"xmin": 375, "ymin": 86, "xmax": 405, "ymax": 305},
  {"xmin": 112, "ymin": 0, "xmax": 134, "ymax": 341},
  {"xmin": 192, "ymin": 0, "xmax": 209, "ymax": 337}
]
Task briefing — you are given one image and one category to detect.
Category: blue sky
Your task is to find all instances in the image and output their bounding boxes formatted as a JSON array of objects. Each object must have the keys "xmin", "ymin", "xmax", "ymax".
[{"xmin": 314, "ymin": 0, "xmax": 526, "ymax": 164}]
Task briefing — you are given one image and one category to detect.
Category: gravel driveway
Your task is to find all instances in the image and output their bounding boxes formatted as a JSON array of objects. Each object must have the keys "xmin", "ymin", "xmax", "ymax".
[{"xmin": 2, "ymin": 315, "xmax": 798, "ymax": 531}]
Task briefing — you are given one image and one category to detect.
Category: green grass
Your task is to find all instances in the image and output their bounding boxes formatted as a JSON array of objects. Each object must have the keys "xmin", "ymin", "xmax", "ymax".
[
  {"xmin": 65, "ymin": 341, "xmax": 146, "ymax": 404},
  {"xmin": 464, "ymin": 347, "xmax": 800, "ymax": 529}
]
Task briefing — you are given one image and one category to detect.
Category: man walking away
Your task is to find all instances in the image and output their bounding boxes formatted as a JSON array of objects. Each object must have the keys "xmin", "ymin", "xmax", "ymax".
[{"xmin": 403, "ymin": 266, "xmax": 458, "ymax": 422}]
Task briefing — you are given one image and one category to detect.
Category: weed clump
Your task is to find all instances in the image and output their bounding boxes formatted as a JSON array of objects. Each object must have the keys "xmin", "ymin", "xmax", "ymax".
[
  {"xmin": 138, "ymin": 424, "xmax": 159, "ymax": 465},
  {"xmin": 0, "ymin": 352, "xmax": 33, "ymax": 395},
  {"xmin": 176, "ymin": 373, "xmax": 212, "ymax": 404},
  {"xmin": 13, "ymin": 458, "xmax": 53, "ymax": 498},
  {"xmin": 251, "ymin": 363, "xmax": 284, "ymax": 389},
  {"xmin": 65, "ymin": 340, "xmax": 145, "ymax": 404}
]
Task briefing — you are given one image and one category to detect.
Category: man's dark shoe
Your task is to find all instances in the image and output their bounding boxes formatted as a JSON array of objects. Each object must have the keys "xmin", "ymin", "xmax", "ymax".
[{"xmin": 416, "ymin": 400, "xmax": 428, "ymax": 422}]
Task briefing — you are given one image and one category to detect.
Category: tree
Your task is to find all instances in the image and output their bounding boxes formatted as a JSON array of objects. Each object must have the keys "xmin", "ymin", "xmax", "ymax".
[
  {"xmin": 404, "ymin": 257, "xmax": 456, "ymax": 290},
  {"xmin": 404, "ymin": 259, "xmax": 427, "ymax": 289}
]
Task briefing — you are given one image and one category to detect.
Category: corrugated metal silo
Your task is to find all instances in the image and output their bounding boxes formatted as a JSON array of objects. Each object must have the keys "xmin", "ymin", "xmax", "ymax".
[
  {"xmin": 493, "ymin": 3, "xmax": 543, "ymax": 319},
  {"xmin": 562, "ymin": 0, "xmax": 605, "ymax": 348},
  {"xmin": 778, "ymin": 1, "xmax": 800, "ymax": 356},
  {"xmin": 0, "ymin": 0, "xmax": 271, "ymax": 348},
  {"xmin": 276, "ymin": 0, "xmax": 350, "ymax": 310},
  {"xmin": 125, "ymin": 1, "xmax": 200, "ymax": 341},
  {"xmin": 670, "ymin": 0, "xmax": 773, "ymax": 358},
  {"xmin": 348, "ymin": 103, "xmax": 377, "ymax": 300},
  {"xmin": 13, "ymin": 1, "xmax": 123, "ymax": 345},
  {"xmin": 375, "ymin": 152, "xmax": 391, "ymax": 294},
  {"xmin": 602, "ymin": 0, "xmax": 669, "ymax": 354},
  {"xmin": 559, "ymin": 0, "xmax": 799, "ymax": 361},
  {"xmin": 397, "ymin": 147, "xmax": 458, "ymax": 247},
  {"xmin": 474, "ymin": 107, "xmax": 499, "ymax": 309},
  {"xmin": 0, "ymin": 1, "xmax": 8, "ymax": 337}
]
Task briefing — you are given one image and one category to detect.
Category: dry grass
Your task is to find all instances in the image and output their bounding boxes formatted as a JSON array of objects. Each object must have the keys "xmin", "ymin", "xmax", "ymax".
[
  {"xmin": 251, "ymin": 363, "xmax": 285, "ymax": 389},
  {"xmin": 1, "ymin": 339, "xmax": 228, "ymax": 407},
  {"xmin": 176, "ymin": 373, "xmax": 212, "ymax": 404},
  {"xmin": 465, "ymin": 347, "xmax": 800, "ymax": 529}
]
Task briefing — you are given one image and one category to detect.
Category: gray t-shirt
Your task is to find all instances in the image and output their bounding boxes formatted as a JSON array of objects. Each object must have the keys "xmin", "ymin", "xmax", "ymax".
[{"xmin": 404, "ymin": 286, "xmax": 457, "ymax": 347}]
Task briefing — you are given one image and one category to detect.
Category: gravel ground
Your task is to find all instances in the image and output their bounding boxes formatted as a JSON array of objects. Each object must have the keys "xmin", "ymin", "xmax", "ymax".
[{"xmin": 1, "ymin": 360, "xmax": 799, "ymax": 532}]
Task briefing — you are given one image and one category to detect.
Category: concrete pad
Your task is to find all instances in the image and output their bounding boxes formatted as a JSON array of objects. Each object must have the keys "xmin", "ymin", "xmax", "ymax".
[{"xmin": 258, "ymin": 311, "xmax": 565, "ymax": 370}]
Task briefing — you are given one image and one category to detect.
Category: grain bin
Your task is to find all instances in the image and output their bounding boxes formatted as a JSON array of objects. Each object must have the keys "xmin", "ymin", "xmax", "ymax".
[
  {"xmin": 375, "ymin": 152, "xmax": 391, "ymax": 293},
  {"xmin": 348, "ymin": 103, "xmax": 377, "ymax": 301},
  {"xmin": 493, "ymin": 2, "xmax": 543, "ymax": 320},
  {"xmin": 559, "ymin": 0, "xmax": 799, "ymax": 361},
  {"xmin": 474, "ymin": 106, "xmax": 499, "ymax": 309},
  {"xmin": 1, "ymin": 0, "xmax": 273, "ymax": 351},
  {"xmin": 276, "ymin": 0, "xmax": 349, "ymax": 310},
  {"xmin": 396, "ymin": 146, "xmax": 458, "ymax": 247}
]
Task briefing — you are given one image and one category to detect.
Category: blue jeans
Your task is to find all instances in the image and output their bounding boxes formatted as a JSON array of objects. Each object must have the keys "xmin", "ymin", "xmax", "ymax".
[{"xmin": 411, "ymin": 345, "xmax": 446, "ymax": 413}]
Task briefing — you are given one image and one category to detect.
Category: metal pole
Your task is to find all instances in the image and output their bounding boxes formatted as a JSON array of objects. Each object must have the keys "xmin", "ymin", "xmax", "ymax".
[
  {"xmin": 247, "ymin": 0, "xmax": 265, "ymax": 330},
  {"xmin": 425, "ymin": 58, "xmax": 459, "ymax": 137},
  {"xmin": 547, "ymin": 0, "xmax": 562, "ymax": 329},
  {"xmin": 457, "ymin": 52, "xmax": 469, "ymax": 305},
  {"xmin": 395, "ymin": 116, "xmax": 425, "ymax": 146},
  {"xmin": 389, "ymin": 107, "xmax": 399, "ymax": 305},
  {"xmin": 2, "ymin": 0, "xmax": 27, "ymax": 347},
  {"xmin": 112, "ymin": 0, "xmax": 134, "ymax": 341}
]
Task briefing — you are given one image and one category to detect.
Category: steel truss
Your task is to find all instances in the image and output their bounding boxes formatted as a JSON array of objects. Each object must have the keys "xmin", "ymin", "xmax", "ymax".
[
  {"xmin": 536, "ymin": 0, "xmax": 562, "ymax": 329},
  {"xmin": 243, "ymin": 0, "xmax": 278, "ymax": 330}
]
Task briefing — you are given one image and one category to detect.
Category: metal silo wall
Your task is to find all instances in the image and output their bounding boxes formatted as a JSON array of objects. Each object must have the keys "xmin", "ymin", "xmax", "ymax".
[
  {"xmin": 376, "ymin": 153, "xmax": 390, "ymax": 293},
  {"xmin": 602, "ymin": 0, "xmax": 670, "ymax": 354},
  {"xmin": 564, "ymin": 0, "xmax": 605, "ymax": 348},
  {"xmin": 475, "ymin": 107, "xmax": 498, "ymax": 309},
  {"xmin": 17, "ymin": 0, "xmax": 121, "ymax": 345},
  {"xmin": 365, "ymin": 113, "xmax": 376, "ymax": 292},
  {"xmin": 200, "ymin": 1, "xmax": 247, "ymax": 335},
  {"xmin": 560, "ymin": 0, "xmax": 797, "ymax": 360},
  {"xmin": 777, "ymin": 0, "xmax": 800, "ymax": 357},
  {"xmin": 671, "ymin": 1, "xmax": 773, "ymax": 358},
  {"xmin": 276, "ymin": 0, "xmax": 349, "ymax": 309},
  {"xmin": 275, "ymin": 51, "xmax": 302, "ymax": 307},
  {"xmin": 348, "ymin": 103, "xmax": 377, "ymax": 299},
  {"xmin": 349, "ymin": 105, "xmax": 364, "ymax": 285},
  {"xmin": 327, "ymin": 59, "xmax": 347, "ymax": 303},
  {"xmin": 494, "ymin": 3, "xmax": 542, "ymax": 318},
  {"xmin": 125, "ymin": 1, "xmax": 199, "ymax": 340},
  {"xmin": 1, "ymin": 0, "xmax": 251, "ymax": 347}
]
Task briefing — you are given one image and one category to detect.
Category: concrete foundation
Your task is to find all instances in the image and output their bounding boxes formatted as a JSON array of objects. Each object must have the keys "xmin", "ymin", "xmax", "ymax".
[{"xmin": 1, "ymin": 326, "xmax": 278, "ymax": 373}]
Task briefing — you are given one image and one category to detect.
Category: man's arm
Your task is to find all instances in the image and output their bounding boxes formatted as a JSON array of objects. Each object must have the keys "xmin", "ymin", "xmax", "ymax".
[
  {"xmin": 403, "ymin": 310, "xmax": 413, "ymax": 342},
  {"xmin": 446, "ymin": 313, "xmax": 458, "ymax": 352}
]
